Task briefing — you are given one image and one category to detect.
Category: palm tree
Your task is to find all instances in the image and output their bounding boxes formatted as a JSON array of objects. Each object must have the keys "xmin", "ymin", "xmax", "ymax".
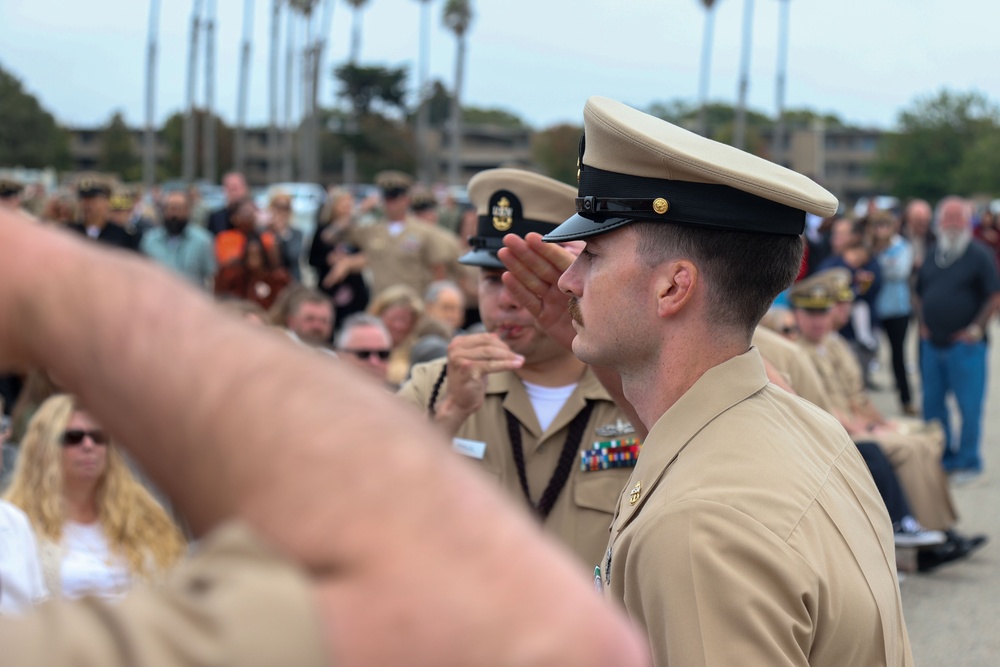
[
  {"xmin": 443, "ymin": 0, "xmax": 472, "ymax": 186},
  {"xmin": 733, "ymin": 0, "xmax": 755, "ymax": 151},
  {"xmin": 345, "ymin": 0, "xmax": 369, "ymax": 63},
  {"xmin": 696, "ymin": 0, "xmax": 718, "ymax": 137},
  {"xmin": 773, "ymin": 0, "xmax": 791, "ymax": 165},
  {"xmin": 143, "ymin": 0, "xmax": 162, "ymax": 188},
  {"xmin": 183, "ymin": 0, "xmax": 204, "ymax": 183},
  {"xmin": 282, "ymin": 2, "xmax": 296, "ymax": 180},
  {"xmin": 268, "ymin": 0, "xmax": 282, "ymax": 183},
  {"xmin": 202, "ymin": 0, "xmax": 218, "ymax": 183},
  {"xmin": 414, "ymin": 0, "xmax": 433, "ymax": 184},
  {"xmin": 342, "ymin": 0, "xmax": 371, "ymax": 186},
  {"xmin": 289, "ymin": 0, "xmax": 325, "ymax": 182},
  {"xmin": 234, "ymin": 0, "xmax": 255, "ymax": 175}
]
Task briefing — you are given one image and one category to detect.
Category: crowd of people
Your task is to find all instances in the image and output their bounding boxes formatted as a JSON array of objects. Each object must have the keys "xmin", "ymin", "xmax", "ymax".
[{"xmin": 0, "ymin": 95, "xmax": 997, "ymax": 666}]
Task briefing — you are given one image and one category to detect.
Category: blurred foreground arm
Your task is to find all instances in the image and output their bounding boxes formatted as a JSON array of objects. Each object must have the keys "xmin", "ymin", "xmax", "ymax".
[{"xmin": 0, "ymin": 209, "xmax": 648, "ymax": 667}]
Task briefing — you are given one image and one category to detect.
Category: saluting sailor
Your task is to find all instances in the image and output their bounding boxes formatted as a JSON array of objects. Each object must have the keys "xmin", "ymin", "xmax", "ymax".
[
  {"xmin": 500, "ymin": 97, "xmax": 913, "ymax": 666},
  {"xmin": 399, "ymin": 168, "xmax": 640, "ymax": 569}
]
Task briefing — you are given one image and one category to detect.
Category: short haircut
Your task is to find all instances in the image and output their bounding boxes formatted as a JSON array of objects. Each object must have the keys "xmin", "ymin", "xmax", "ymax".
[
  {"xmin": 634, "ymin": 222, "xmax": 804, "ymax": 340},
  {"xmin": 161, "ymin": 189, "xmax": 192, "ymax": 210},
  {"xmin": 335, "ymin": 313, "xmax": 392, "ymax": 350},
  {"xmin": 288, "ymin": 287, "xmax": 330, "ymax": 316},
  {"xmin": 424, "ymin": 280, "xmax": 463, "ymax": 306},
  {"xmin": 269, "ymin": 285, "xmax": 330, "ymax": 326}
]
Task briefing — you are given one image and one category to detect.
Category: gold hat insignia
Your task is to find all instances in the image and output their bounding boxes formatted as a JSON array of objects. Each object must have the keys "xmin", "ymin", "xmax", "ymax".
[{"xmin": 492, "ymin": 196, "xmax": 514, "ymax": 232}]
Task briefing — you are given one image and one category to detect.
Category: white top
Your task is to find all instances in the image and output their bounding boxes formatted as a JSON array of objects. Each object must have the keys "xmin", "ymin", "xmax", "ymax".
[
  {"xmin": 522, "ymin": 381, "xmax": 578, "ymax": 433},
  {"xmin": 0, "ymin": 500, "xmax": 47, "ymax": 615},
  {"xmin": 60, "ymin": 520, "xmax": 131, "ymax": 601}
]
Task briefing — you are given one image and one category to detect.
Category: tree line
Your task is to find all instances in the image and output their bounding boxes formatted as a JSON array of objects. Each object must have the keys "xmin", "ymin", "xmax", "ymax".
[{"xmin": 1, "ymin": 58, "xmax": 998, "ymax": 202}]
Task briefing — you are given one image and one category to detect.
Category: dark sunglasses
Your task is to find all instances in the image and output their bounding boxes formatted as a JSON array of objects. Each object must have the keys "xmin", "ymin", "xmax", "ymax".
[
  {"xmin": 62, "ymin": 429, "xmax": 110, "ymax": 446},
  {"xmin": 343, "ymin": 348, "xmax": 391, "ymax": 361},
  {"xmin": 780, "ymin": 326, "xmax": 799, "ymax": 335}
]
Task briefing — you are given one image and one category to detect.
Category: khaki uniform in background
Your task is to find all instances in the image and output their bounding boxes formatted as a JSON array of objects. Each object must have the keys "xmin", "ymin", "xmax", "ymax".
[
  {"xmin": 603, "ymin": 350, "xmax": 911, "ymax": 667},
  {"xmin": 401, "ymin": 358, "xmax": 636, "ymax": 569},
  {"xmin": 801, "ymin": 336, "xmax": 957, "ymax": 531},
  {"xmin": 0, "ymin": 522, "xmax": 325, "ymax": 667},
  {"xmin": 345, "ymin": 216, "xmax": 458, "ymax": 298},
  {"xmin": 752, "ymin": 326, "xmax": 831, "ymax": 411}
]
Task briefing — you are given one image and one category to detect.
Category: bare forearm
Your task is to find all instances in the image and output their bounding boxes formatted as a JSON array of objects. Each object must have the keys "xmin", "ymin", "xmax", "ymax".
[{"xmin": 2, "ymin": 218, "xmax": 454, "ymax": 560}]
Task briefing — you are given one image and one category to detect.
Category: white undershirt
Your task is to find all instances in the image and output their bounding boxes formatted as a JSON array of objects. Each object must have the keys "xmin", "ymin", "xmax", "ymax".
[
  {"xmin": 387, "ymin": 221, "xmax": 406, "ymax": 237},
  {"xmin": 60, "ymin": 521, "xmax": 131, "ymax": 601},
  {"xmin": 522, "ymin": 381, "xmax": 578, "ymax": 433},
  {"xmin": 0, "ymin": 500, "xmax": 47, "ymax": 615}
]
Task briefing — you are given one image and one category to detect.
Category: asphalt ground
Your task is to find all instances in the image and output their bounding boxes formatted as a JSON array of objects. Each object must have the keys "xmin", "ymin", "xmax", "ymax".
[{"xmin": 867, "ymin": 322, "xmax": 999, "ymax": 666}]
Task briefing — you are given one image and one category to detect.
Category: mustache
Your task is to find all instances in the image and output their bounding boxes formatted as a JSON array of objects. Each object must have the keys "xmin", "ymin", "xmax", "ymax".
[{"xmin": 568, "ymin": 297, "xmax": 583, "ymax": 326}]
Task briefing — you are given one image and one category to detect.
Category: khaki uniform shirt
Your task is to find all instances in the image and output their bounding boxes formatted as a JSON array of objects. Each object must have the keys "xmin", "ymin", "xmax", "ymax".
[
  {"xmin": 348, "ymin": 217, "xmax": 458, "ymax": 297},
  {"xmin": 752, "ymin": 327, "xmax": 831, "ymax": 411},
  {"xmin": 602, "ymin": 349, "xmax": 911, "ymax": 667},
  {"xmin": 0, "ymin": 522, "xmax": 326, "ymax": 667},
  {"xmin": 801, "ymin": 335, "xmax": 955, "ymax": 530},
  {"xmin": 401, "ymin": 358, "xmax": 637, "ymax": 569}
]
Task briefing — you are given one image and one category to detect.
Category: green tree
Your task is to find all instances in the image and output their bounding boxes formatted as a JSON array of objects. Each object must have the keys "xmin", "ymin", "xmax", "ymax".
[
  {"xmin": 647, "ymin": 100, "xmax": 772, "ymax": 155},
  {"xmin": 781, "ymin": 108, "xmax": 845, "ymax": 130},
  {"xmin": 874, "ymin": 89, "xmax": 1000, "ymax": 201},
  {"xmin": 950, "ymin": 128, "xmax": 1000, "ymax": 197},
  {"xmin": 161, "ymin": 109, "xmax": 234, "ymax": 181},
  {"xmin": 334, "ymin": 63, "xmax": 409, "ymax": 118},
  {"xmin": 532, "ymin": 123, "xmax": 583, "ymax": 186},
  {"xmin": 425, "ymin": 80, "xmax": 453, "ymax": 128},
  {"xmin": 462, "ymin": 106, "xmax": 526, "ymax": 128},
  {"xmin": 319, "ymin": 108, "xmax": 416, "ymax": 183},
  {"xmin": 98, "ymin": 111, "xmax": 140, "ymax": 180},
  {"xmin": 0, "ymin": 63, "xmax": 71, "ymax": 169}
]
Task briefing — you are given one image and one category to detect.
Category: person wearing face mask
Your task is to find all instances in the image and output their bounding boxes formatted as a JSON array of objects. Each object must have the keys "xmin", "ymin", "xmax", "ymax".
[{"xmin": 141, "ymin": 191, "xmax": 217, "ymax": 289}]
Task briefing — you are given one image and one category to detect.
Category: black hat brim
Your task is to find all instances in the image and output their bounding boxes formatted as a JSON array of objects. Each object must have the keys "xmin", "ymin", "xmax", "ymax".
[
  {"xmin": 542, "ymin": 213, "xmax": 636, "ymax": 243},
  {"xmin": 459, "ymin": 248, "xmax": 504, "ymax": 269}
]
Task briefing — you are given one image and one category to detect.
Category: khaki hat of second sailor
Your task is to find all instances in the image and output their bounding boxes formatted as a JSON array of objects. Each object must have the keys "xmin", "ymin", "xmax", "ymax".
[
  {"xmin": 544, "ymin": 96, "xmax": 839, "ymax": 242},
  {"xmin": 0, "ymin": 177, "xmax": 23, "ymax": 197},
  {"xmin": 462, "ymin": 168, "xmax": 577, "ymax": 269},
  {"xmin": 76, "ymin": 175, "xmax": 113, "ymax": 198},
  {"xmin": 409, "ymin": 186, "xmax": 438, "ymax": 212},
  {"xmin": 817, "ymin": 268, "xmax": 855, "ymax": 303},
  {"xmin": 375, "ymin": 170, "xmax": 414, "ymax": 199},
  {"xmin": 789, "ymin": 274, "xmax": 835, "ymax": 311}
]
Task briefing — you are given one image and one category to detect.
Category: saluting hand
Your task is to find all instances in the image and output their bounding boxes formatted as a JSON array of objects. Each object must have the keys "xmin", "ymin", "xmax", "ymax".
[{"xmin": 498, "ymin": 232, "xmax": 579, "ymax": 351}]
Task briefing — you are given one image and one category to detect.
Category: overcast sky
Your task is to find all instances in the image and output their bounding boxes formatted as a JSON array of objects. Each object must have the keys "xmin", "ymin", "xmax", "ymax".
[{"xmin": 2, "ymin": 0, "xmax": 998, "ymax": 131}]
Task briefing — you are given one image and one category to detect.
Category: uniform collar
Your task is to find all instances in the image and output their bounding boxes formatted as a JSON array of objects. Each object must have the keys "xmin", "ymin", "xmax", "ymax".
[
  {"xmin": 486, "ymin": 366, "xmax": 612, "ymax": 445},
  {"xmin": 612, "ymin": 347, "xmax": 768, "ymax": 533},
  {"xmin": 484, "ymin": 364, "xmax": 610, "ymax": 400}
]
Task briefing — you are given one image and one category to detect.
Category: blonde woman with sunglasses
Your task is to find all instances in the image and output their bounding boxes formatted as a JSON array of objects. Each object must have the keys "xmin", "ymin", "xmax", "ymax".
[{"xmin": 4, "ymin": 394, "xmax": 185, "ymax": 600}]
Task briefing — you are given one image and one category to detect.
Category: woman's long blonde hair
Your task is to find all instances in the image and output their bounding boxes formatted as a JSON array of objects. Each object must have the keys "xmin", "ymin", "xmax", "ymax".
[{"xmin": 4, "ymin": 394, "xmax": 186, "ymax": 580}]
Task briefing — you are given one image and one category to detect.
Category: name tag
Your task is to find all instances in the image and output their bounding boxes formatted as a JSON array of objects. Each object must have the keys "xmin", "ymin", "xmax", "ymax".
[{"xmin": 453, "ymin": 437, "xmax": 487, "ymax": 460}]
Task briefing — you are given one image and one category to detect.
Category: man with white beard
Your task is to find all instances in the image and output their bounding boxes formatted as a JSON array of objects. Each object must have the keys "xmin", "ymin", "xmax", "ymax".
[{"xmin": 915, "ymin": 197, "xmax": 1000, "ymax": 484}]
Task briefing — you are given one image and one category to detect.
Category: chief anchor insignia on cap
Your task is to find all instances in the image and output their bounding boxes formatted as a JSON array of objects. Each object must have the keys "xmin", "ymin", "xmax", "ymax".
[
  {"xmin": 492, "ymin": 196, "xmax": 514, "ymax": 232},
  {"xmin": 544, "ymin": 96, "xmax": 839, "ymax": 243}
]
